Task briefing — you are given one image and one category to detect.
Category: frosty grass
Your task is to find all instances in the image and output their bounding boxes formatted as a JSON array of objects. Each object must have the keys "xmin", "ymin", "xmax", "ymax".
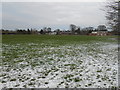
[{"xmin": 1, "ymin": 38, "xmax": 118, "ymax": 88}]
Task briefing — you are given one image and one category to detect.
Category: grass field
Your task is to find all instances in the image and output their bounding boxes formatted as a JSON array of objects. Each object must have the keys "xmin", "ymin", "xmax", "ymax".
[{"xmin": 1, "ymin": 35, "xmax": 118, "ymax": 88}]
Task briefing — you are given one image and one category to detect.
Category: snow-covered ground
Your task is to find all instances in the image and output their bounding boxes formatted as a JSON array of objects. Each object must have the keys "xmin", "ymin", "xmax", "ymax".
[{"xmin": 1, "ymin": 42, "xmax": 118, "ymax": 88}]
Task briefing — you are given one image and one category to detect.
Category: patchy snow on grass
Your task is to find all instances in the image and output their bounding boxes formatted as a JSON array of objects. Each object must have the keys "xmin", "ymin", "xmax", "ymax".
[{"xmin": 1, "ymin": 42, "xmax": 118, "ymax": 88}]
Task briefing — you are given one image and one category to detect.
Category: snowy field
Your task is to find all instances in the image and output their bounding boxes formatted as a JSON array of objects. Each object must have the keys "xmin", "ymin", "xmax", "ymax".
[{"xmin": 0, "ymin": 35, "xmax": 118, "ymax": 88}]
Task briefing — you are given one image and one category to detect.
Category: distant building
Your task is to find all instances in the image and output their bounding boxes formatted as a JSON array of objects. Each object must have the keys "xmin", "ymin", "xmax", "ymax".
[
  {"xmin": 89, "ymin": 31, "xmax": 108, "ymax": 36},
  {"xmin": 50, "ymin": 31, "xmax": 56, "ymax": 35},
  {"xmin": 89, "ymin": 25, "xmax": 109, "ymax": 36}
]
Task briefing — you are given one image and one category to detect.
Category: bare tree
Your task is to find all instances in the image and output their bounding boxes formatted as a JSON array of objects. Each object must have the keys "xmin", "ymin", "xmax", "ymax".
[
  {"xmin": 70, "ymin": 24, "xmax": 77, "ymax": 34},
  {"xmin": 105, "ymin": 0, "xmax": 120, "ymax": 34}
]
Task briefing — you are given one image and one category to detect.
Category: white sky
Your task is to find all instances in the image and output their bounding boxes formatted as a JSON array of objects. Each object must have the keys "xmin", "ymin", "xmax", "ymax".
[
  {"xmin": 1, "ymin": 0, "xmax": 106, "ymax": 2},
  {"xmin": 1, "ymin": 1, "xmax": 107, "ymax": 30}
]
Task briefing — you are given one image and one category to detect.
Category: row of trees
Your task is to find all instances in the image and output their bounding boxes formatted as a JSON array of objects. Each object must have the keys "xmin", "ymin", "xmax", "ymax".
[
  {"xmin": 69, "ymin": 24, "xmax": 108, "ymax": 35},
  {"xmin": 1, "ymin": 28, "xmax": 38, "ymax": 35},
  {"xmin": 1, "ymin": 24, "xmax": 108, "ymax": 35}
]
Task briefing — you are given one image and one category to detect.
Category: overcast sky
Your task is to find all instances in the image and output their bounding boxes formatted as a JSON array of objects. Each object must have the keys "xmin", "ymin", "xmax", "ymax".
[{"xmin": 2, "ymin": 2, "xmax": 107, "ymax": 30}]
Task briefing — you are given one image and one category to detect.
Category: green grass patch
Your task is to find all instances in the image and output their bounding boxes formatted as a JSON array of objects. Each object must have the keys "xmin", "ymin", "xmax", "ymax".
[{"xmin": 2, "ymin": 35, "xmax": 117, "ymax": 45}]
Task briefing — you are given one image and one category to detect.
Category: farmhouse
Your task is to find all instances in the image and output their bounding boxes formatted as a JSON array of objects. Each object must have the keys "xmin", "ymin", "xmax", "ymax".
[
  {"xmin": 89, "ymin": 25, "xmax": 109, "ymax": 36},
  {"xmin": 89, "ymin": 31, "xmax": 108, "ymax": 36}
]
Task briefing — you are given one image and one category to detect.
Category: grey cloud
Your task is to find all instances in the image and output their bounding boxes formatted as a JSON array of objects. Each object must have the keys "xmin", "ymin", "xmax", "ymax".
[{"xmin": 2, "ymin": 2, "xmax": 106, "ymax": 30}]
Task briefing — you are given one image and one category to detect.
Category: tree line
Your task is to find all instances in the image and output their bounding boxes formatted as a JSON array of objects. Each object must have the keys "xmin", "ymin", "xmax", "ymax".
[{"xmin": 1, "ymin": 24, "xmax": 111, "ymax": 35}]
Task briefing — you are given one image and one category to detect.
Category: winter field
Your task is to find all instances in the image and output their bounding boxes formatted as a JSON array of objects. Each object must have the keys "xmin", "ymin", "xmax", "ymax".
[{"xmin": 0, "ymin": 35, "xmax": 118, "ymax": 88}]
